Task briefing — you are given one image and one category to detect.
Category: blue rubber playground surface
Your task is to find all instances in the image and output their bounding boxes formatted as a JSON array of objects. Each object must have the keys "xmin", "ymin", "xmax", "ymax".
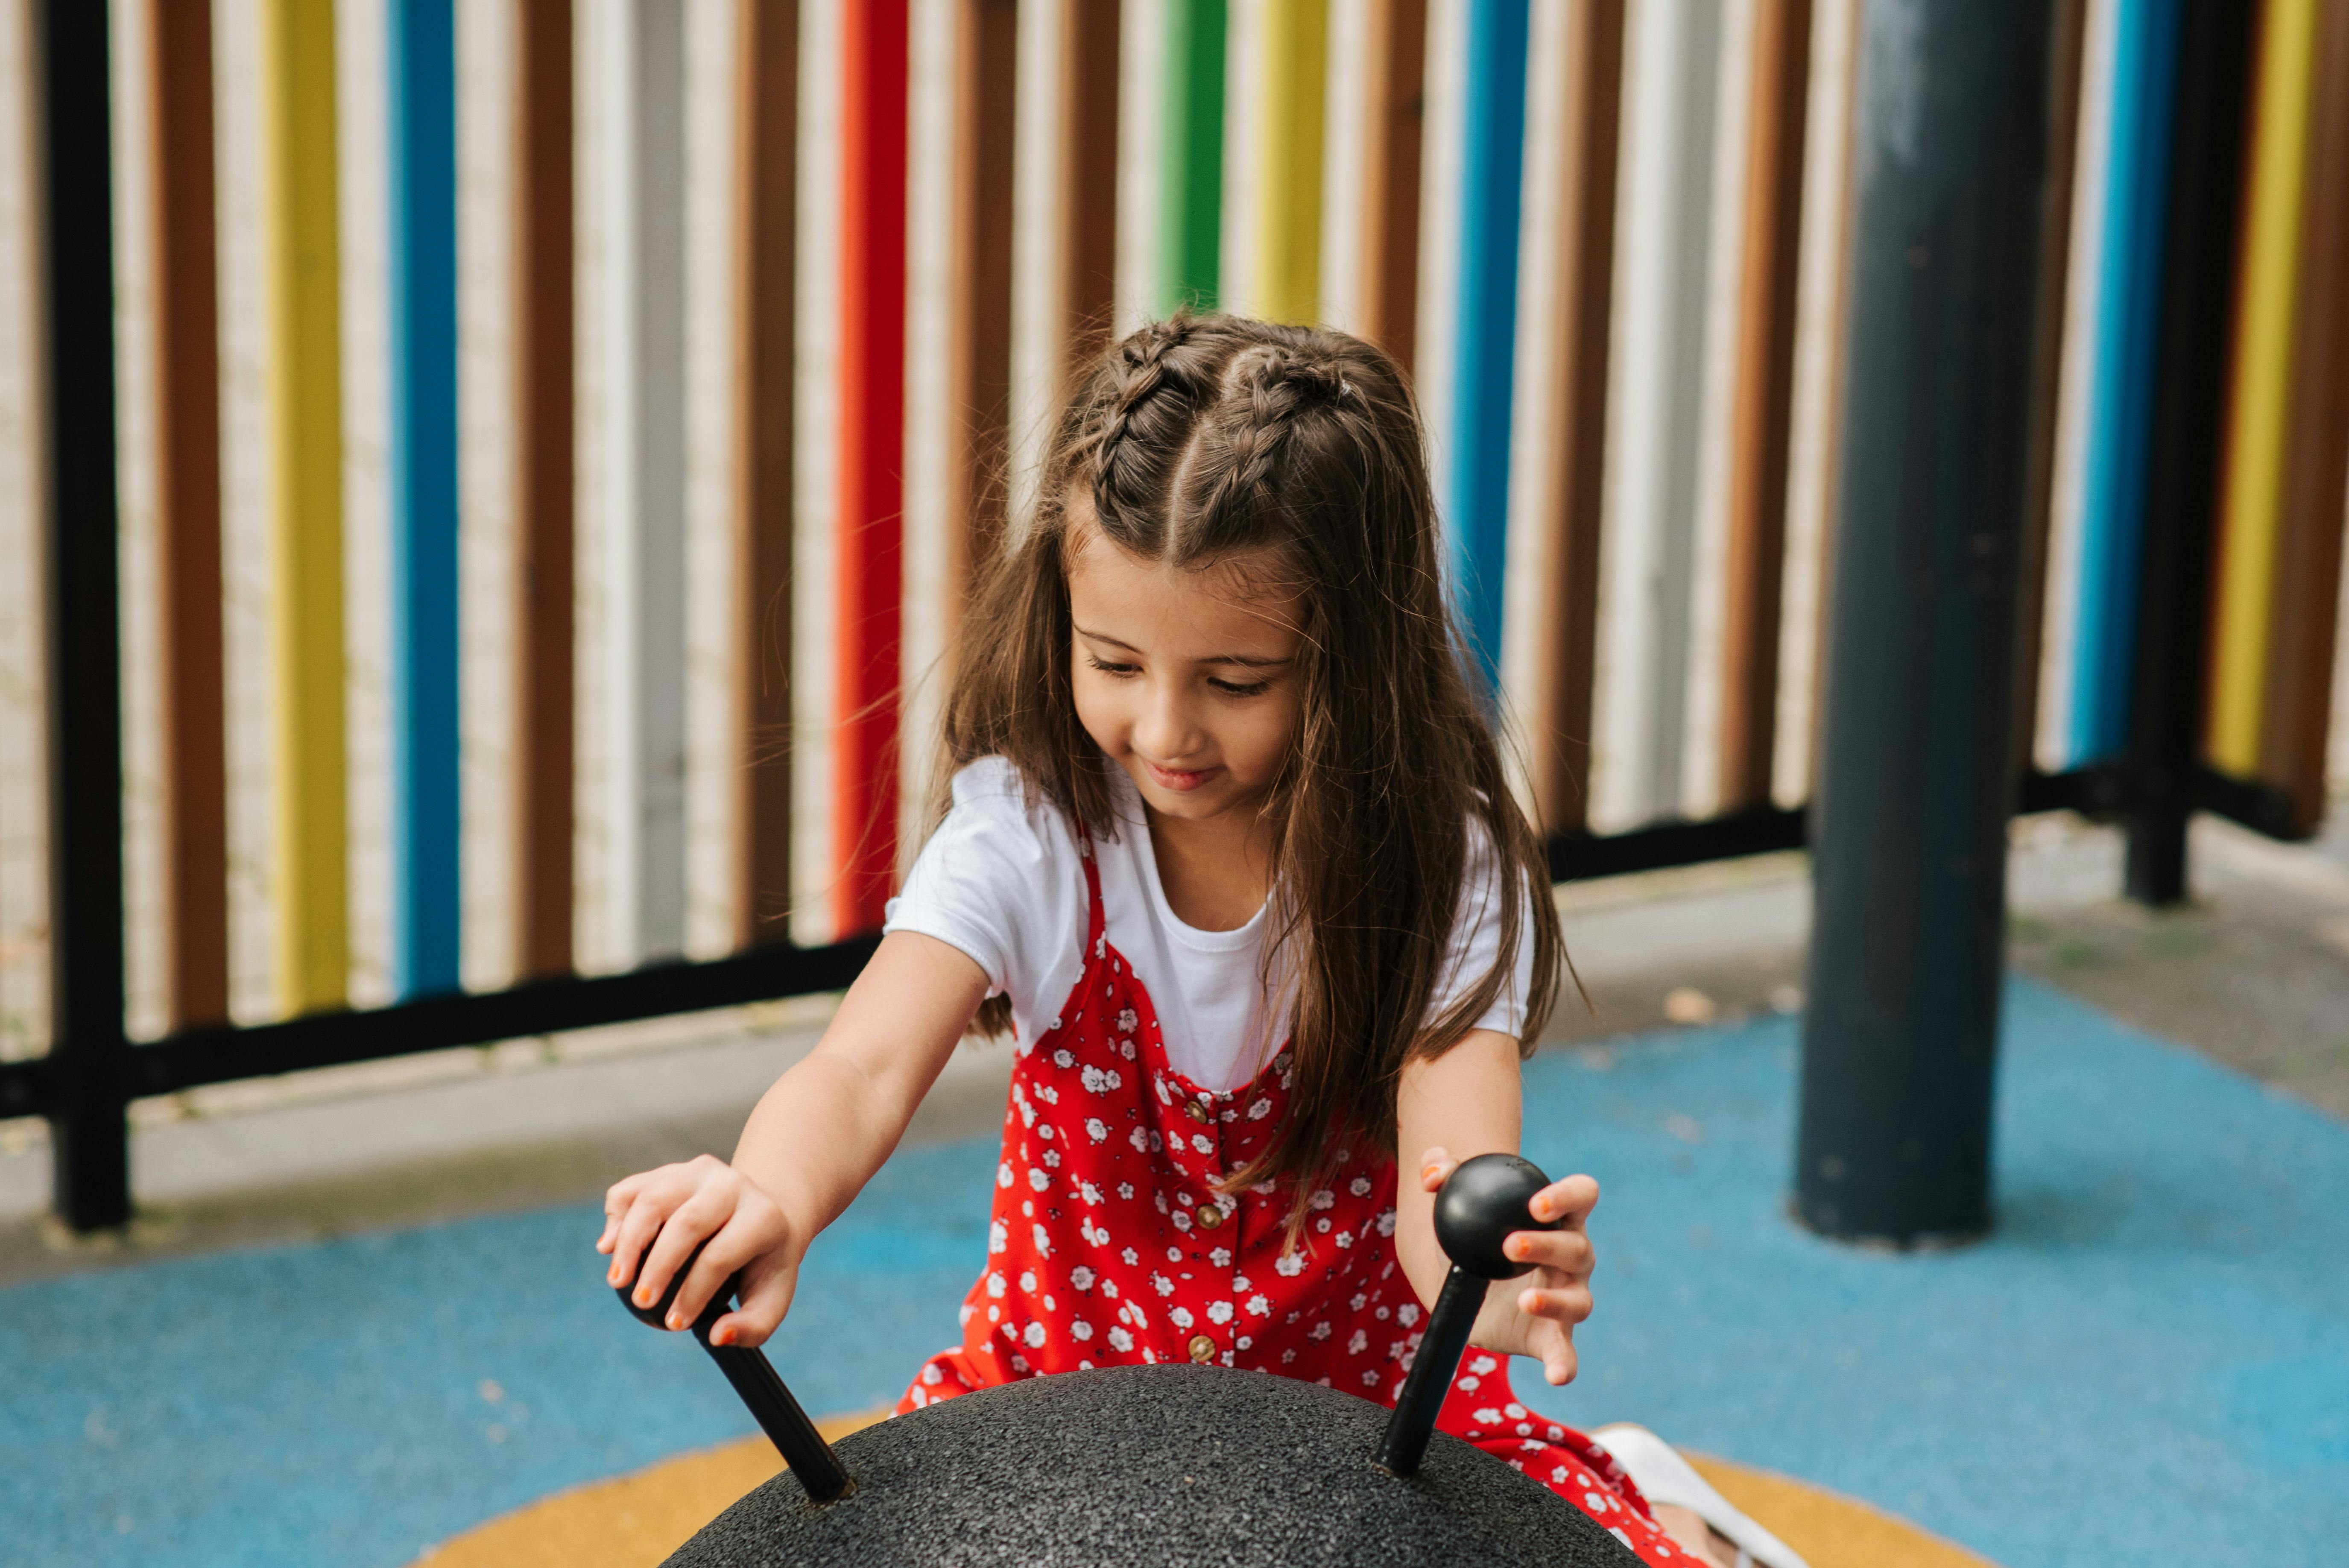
[{"xmin": 3, "ymin": 977, "xmax": 2344, "ymax": 1568}]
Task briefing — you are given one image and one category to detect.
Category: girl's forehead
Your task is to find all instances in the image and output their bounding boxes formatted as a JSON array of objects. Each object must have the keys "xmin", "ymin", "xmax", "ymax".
[{"xmin": 1066, "ymin": 515, "xmax": 1301, "ymax": 654}]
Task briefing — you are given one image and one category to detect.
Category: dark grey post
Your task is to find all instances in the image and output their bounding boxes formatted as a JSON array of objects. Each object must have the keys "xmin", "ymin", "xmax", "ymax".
[
  {"xmin": 37, "ymin": 1, "xmax": 135, "ymax": 1231},
  {"xmin": 1796, "ymin": 0, "xmax": 2055, "ymax": 1244},
  {"xmin": 2121, "ymin": 0, "xmax": 2255, "ymax": 907}
]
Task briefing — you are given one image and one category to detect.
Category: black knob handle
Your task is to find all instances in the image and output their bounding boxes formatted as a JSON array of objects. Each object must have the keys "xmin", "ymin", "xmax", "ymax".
[
  {"xmin": 617, "ymin": 1246, "xmax": 852, "ymax": 1503},
  {"xmin": 1434, "ymin": 1152, "xmax": 1562, "ymax": 1279},
  {"xmin": 1375, "ymin": 1153, "xmax": 1561, "ymax": 1477}
]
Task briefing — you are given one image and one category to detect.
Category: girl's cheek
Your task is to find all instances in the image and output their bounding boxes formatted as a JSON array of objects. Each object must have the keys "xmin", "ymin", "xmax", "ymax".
[{"xmin": 1069, "ymin": 673, "xmax": 1129, "ymax": 756}]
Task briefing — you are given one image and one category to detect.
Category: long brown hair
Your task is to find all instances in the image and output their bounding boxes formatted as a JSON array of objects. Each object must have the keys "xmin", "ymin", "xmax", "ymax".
[{"xmin": 941, "ymin": 314, "xmax": 1562, "ymax": 1218}]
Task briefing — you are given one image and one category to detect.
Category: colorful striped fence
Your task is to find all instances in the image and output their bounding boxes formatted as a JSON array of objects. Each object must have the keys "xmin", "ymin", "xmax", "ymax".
[{"xmin": 6, "ymin": 0, "xmax": 2349, "ymax": 1231}]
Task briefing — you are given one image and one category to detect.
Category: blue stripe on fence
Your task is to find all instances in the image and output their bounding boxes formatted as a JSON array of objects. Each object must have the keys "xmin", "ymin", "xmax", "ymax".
[
  {"xmin": 1446, "ymin": 0, "xmax": 1532, "ymax": 696},
  {"xmin": 388, "ymin": 0, "xmax": 463, "ymax": 999},
  {"xmin": 2070, "ymin": 0, "xmax": 2184, "ymax": 766}
]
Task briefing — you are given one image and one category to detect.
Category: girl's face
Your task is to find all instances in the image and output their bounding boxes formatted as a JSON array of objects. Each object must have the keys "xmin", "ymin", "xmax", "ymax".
[{"xmin": 1065, "ymin": 502, "xmax": 1303, "ymax": 828}]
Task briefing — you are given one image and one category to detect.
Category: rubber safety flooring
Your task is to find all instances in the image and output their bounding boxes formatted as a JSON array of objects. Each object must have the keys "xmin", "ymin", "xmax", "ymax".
[{"xmin": 2, "ymin": 979, "xmax": 2343, "ymax": 1568}]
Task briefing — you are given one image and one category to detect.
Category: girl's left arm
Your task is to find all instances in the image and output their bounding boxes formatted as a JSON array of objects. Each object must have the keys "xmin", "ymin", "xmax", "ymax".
[{"xmin": 1395, "ymin": 1030, "xmax": 1600, "ymax": 1387}]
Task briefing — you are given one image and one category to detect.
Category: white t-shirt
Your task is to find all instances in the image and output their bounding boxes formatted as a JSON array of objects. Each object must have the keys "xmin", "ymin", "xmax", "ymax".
[{"xmin": 883, "ymin": 757, "xmax": 1536, "ymax": 1091}]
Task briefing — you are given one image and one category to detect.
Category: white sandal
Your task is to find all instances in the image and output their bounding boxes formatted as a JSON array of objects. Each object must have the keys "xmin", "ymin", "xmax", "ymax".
[{"xmin": 1587, "ymin": 1424, "xmax": 1812, "ymax": 1568}]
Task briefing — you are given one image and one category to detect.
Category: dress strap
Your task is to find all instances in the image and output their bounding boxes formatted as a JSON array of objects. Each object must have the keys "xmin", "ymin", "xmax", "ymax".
[{"xmin": 1071, "ymin": 814, "xmax": 1107, "ymax": 955}]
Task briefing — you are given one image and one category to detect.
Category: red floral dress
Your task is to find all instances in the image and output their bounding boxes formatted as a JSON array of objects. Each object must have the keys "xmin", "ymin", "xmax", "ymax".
[{"xmin": 895, "ymin": 826, "xmax": 1689, "ymax": 1563}]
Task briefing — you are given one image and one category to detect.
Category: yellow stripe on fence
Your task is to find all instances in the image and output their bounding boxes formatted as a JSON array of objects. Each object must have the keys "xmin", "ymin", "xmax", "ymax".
[
  {"xmin": 1255, "ymin": 0, "xmax": 1327, "ymax": 325},
  {"xmin": 262, "ymin": 0, "xmax": 348, "ymax": 1015},
  {"xmin": 2207, "ymin": 0, "xmax": 2321, "ymax": 776}
]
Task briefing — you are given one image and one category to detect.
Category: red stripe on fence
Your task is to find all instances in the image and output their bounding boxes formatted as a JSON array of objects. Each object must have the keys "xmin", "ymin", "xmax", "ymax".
[{"xmin": 832, "ymin": 0, "xmax": 910, "ymax": 935}]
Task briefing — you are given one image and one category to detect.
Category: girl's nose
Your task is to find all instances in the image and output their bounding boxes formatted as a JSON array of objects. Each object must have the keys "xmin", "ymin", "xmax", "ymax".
[{"xmin": 1134, "ymin": 681, "xmax": 1204, "ymax": 764}]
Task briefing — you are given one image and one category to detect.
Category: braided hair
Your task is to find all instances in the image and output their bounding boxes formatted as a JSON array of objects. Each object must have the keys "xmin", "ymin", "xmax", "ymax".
[{"xmin": 940, "ymin": 315, "xmax": 1563, "ymax": 1226}]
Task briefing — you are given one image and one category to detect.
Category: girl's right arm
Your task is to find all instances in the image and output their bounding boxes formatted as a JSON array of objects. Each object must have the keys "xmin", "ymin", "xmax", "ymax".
[{"xmin": 597, "ymin": 930, "xmax": 993, "ymax": 1348}]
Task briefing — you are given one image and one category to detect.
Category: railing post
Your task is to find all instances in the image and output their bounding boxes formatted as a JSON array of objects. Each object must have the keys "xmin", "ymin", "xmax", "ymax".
[
  {"xmin": 36, "ymin": 0, "xmax": 133, "ymax": 1232},
  {"xmin": 1795, "ymin": 0, "xmax": 2056, "ymax": 1245},
  {"xmin": 2121, "ymin": 0, "xmax": 2256, "ymax": 906}
]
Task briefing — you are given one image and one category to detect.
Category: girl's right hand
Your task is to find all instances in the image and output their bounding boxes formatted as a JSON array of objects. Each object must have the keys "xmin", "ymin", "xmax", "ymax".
[{"xmin": 598, "ymin": 1154, "xmax": 800, "ymax": 1349}]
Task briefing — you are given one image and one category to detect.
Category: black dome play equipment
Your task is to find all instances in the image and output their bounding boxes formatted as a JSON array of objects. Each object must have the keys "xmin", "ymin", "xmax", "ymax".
[{"xmin": 620, "ymin": 1154, "xmax": 1643, "ymax": 1567}]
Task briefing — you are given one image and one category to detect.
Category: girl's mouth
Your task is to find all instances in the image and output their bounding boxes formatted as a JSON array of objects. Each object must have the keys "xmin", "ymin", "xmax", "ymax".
[{"xmin": 1144, "ymin": 760, "xmax": 1221, "ymax": 793}]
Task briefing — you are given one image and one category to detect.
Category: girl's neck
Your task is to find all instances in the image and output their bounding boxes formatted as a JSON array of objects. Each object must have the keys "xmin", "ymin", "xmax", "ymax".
[{"xmin": 1140, "ymin": 797, "xmax": 1275, "ymax": 933}]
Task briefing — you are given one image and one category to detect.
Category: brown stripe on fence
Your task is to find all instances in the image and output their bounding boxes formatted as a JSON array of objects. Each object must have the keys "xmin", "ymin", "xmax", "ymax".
[
  {"xmin": 1530, "ymin": 0, "xmax": 1624, "ymax": 834},
  {"xmin": 147, "ymin": 0, "xmax": 230, "ymax": 1030},
  {"xmin": 1717, "ymin": 0, "xmax": 1813, "ymax": 813},
  {"xmin": 1057, "ymin": 0, "xmax": 1120, "ymax": 387},
  {"xmin": 2259, "ymin": 0, "xmax": 2349, "ymax": 834},
  {"xmin": 511, "ymin": 0, "xmax": 575, "ymax": 980},
  {"xmin": 733, "ymin": 0, "xmax": 800, "ymax": 948},
  {"xmin": 1357, "ymin": 0, "xmax": 1426, "ymax": 374},
  {"xmin": 948, "ymin": 0, "xmax": 1019, "ymax": 628}
]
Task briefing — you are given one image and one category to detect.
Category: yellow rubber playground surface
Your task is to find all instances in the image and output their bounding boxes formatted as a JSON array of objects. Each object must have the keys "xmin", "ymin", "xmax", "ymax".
[{"xmin": 416, "ymin": 1412, "xmax": 1998, "ymax": 1568}]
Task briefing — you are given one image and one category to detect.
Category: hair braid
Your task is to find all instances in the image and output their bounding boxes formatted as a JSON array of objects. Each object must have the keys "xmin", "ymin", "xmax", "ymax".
[
  {"xmin": 1191, "ymin": 344, "xmax": 1357, "ymax": 532},
  {"xmin": 1091, "ymin": 317, "xmax": 1202, "ymax": 522}
]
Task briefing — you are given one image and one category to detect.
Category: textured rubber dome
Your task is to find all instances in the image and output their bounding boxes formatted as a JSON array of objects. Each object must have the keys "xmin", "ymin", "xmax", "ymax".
[{"xmin": 664, "ymin": 1364, "xmax": 1644, "ymax": 1568}]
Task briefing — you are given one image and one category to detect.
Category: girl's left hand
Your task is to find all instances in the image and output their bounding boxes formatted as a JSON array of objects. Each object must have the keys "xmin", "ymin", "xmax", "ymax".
[{"xmin": 1415, "ymin": 1147, "xmax": 1599, "ymax": 1387}]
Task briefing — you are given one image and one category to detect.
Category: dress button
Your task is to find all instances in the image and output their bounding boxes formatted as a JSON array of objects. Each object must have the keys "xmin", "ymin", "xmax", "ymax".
[
  {"xmin": 1195, "ymin": 1205, "xmax": 1224, "ymax": 1230},
  {"xmin": 1188, "ymin": 1334, "xmax": 1217, "ymax": 1364},
  {"xmin": 1185, "ymin": 1100, "xmax": 1210, "ymax": 1124}
]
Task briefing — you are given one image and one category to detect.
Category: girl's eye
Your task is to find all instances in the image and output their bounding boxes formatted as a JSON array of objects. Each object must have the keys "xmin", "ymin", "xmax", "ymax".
[
  {"xmin": 1084, "ymin": 655, "xmax": 1141, "ymax": 679},
  {"xmin": 1209, "ymin": 677, "xmax": 1272, "ymax": 698}
]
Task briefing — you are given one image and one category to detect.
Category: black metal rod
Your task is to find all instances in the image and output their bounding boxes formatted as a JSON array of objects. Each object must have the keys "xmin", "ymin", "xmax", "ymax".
[
  {"xmin": 1795, "ymin": 0, "xmax": 2056, "ymax": 1246},
  {"xmin": 1374, "ymin": 1265, "xmax": 1482, "ymax": 1478},
  {"xmin": 37, "ymin": 0, "xmax": 133, "ymax": 1233},
  {"xmin": 122, "ymin": 933, "xmax": 881, "ymax": 1094},
  {"xmin": 694, "ymin": 1321, "xmax": 851, "ymax": 1502},
  {"xmin": 2122, "ymin": 0, "xmax": 2255, "ymax": 906},
  {"xmin": 620, "ymin": 1263, "xmax": 851, "ymax": 1502},
  {"xmin": 1547, "ymin": 805, "xmax": 1805, "ymax": 883}
]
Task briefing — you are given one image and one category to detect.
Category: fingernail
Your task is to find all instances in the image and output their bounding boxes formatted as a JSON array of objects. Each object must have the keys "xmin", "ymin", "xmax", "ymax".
[
  {"xmin": 666, "ymin": 1312, "xmax": 683, "ymax": 1330},
  {"xmin": 1421, "ymin": 1164, "xmax": 1443, "ymax": 1183},
  {"xmin": 635, "ymin": 1286, "xmax": 653, "ymax": 1307},
  {"xmin": 710, "ymin": 1324, "xmax": 730, "ymax": 1346}
]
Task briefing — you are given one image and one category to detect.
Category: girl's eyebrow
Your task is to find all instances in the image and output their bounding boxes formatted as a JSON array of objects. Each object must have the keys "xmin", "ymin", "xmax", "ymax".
[{"xmin": 1073, "ymin": 625, "xmax": 1294, "ymax": 668}]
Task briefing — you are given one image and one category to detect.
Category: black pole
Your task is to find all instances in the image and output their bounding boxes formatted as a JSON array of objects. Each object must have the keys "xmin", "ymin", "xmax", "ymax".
[
  {"xmin": 618, "ymin": 1265, "xmax": 852, "ymax": 1502},
  {"xmin": 2122, "ymin": 0, "xmax": 2255, "ymax": 907},
  {"xmin": 1374, "ymin": 1153, "xmax": 1559, "ymax": 1477},
  {"xmin": 1374, "ymin": 1265, "xmax": 1481, "ymax": 1478},
  {"xmin": 35, "ymin": 2, "xmax": 134, "ymax": 1232},
  {"xmin": 1795, "ymin": 0, "xmax": 2056, "ymax": 1245}
]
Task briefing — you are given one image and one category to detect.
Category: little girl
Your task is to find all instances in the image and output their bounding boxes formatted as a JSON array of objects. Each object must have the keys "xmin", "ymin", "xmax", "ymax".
[{"xmin": 600, "ymin": 316, "xmax": 1741, "ymax": 1565}]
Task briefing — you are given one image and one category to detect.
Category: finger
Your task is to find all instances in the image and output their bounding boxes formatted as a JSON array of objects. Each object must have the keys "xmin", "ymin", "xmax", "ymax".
[
  {"xmin": 1539, "ymin": 1331, "xmax": 1579, "ymax": 1387},
  {"xmin": 638, "ymin": 1192, "xmax": 737, "ymax": 1325},
  {"xmin": 597, "ymin": 1171, "xmax": 654, "ymax": 1255},
  {"xmin": 1518, "ymin": 1284, "xmax": 1593, "ymax": 1326},
  {"xmin": 1530, "ymin": 1173, "xmax": 1600, "ymax": 1227},
  {"xmin": 710, "ymin": 1254, "xmax": 799, "ymax": 1349},
  {"xmin": 1503, "ymin": 1228, "xmax": 1594, "ymax": 1275},
  {"xmin": 609, "ymin": 1170, "xmax": 697, "ymax": 1295},
  {"xmin": 665, "ymin": 1206, "xmax": 766, "ymax": 1330},
  {"xmin": 1416, "ymin": 1147, "xmax": 1455, "ymax": 1194}
]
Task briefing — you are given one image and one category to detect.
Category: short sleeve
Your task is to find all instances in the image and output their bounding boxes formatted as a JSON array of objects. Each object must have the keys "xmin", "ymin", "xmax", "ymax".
[
  {"xmin": 1427, "ymin": 816, "xmax": 1541, "ymax": 1041},
  {"xmin": 883, "ymin": 758, "xmax": 1088, "ymax": 1043}
]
